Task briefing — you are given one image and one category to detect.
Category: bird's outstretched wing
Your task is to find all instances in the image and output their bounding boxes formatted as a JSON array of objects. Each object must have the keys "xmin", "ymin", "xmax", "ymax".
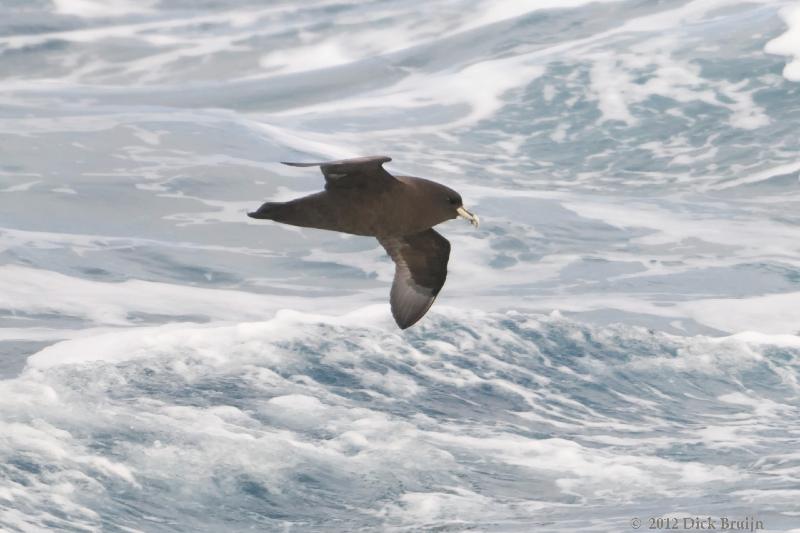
[
  {"xmin": 282, "ymin": 155, "xmax": 397, "ymax": 191},
  {"xmin": 378, "ymin": 229, "xmax": 451, "ymax": 329}
]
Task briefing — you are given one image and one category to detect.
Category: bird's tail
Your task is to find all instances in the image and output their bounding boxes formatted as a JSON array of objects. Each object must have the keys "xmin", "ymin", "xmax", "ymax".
[
  {"xmin": 247, "ymin": 194, "xmax": 340, "ymax": 231},
  {"xmin": 247, "ymin": 201, "xmax": 285, "ymax": 220}
]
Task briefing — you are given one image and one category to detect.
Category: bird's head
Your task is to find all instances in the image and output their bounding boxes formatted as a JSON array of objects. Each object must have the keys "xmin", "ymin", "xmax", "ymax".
[
  {"xmin": 431, "ymin": 183, "xmax": 480, "ymax": 228},
  {"xmin": 439, "ymin": 186, "xmax": 479, "ymax": 228},
  {"xmin": 397, "ymin": 176, "xmax": 480, "ymax": 229}
]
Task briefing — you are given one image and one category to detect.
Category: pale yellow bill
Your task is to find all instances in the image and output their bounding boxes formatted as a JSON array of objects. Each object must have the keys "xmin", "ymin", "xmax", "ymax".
[{"xmin": 457, "ymin": 206, "xmax": 480, "ymax": 228}]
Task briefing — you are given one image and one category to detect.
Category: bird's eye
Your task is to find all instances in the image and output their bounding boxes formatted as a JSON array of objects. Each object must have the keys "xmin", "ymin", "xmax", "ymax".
[{"xmin": 448, "ymin": 197, "xmax": 459, "ymax": 205}]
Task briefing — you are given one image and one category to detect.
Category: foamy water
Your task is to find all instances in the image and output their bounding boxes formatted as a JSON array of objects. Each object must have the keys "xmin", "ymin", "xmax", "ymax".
[{"xmin": 2, "ymin": 0, "xmax": 800, "ymax": 531}]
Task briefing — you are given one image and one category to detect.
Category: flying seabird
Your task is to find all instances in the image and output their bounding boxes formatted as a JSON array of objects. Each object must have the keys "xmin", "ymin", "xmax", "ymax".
[{"xmin": 248, "ymin": 155, "xmax": 479, "ymax": 329}]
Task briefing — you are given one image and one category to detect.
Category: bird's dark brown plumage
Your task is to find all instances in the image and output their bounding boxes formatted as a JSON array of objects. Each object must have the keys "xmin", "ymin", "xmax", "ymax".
[{"xmin": 248, "ymin": 155, "xmax": 478, "ymax": 329}]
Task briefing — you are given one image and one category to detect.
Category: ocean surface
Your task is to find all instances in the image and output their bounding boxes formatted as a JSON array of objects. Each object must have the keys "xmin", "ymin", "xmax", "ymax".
[{"xmin": 2, "ymin": 0, "xmax": 800, "ymax": 531}]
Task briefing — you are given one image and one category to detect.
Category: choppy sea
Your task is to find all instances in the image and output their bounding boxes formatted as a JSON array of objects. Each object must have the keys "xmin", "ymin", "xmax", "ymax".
[{"xmin": 2, "ymin": 0, "xmax": 800, "ymax": 531}]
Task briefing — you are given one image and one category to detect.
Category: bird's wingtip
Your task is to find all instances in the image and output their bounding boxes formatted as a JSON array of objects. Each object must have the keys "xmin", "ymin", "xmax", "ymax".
[
  {"xmin": 280, "ymin": 156, "xmax": 392, "ymax": 168},
  {"xmin": 281, "ymin": 161, "xmax": 319, "ymax": 167}
]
